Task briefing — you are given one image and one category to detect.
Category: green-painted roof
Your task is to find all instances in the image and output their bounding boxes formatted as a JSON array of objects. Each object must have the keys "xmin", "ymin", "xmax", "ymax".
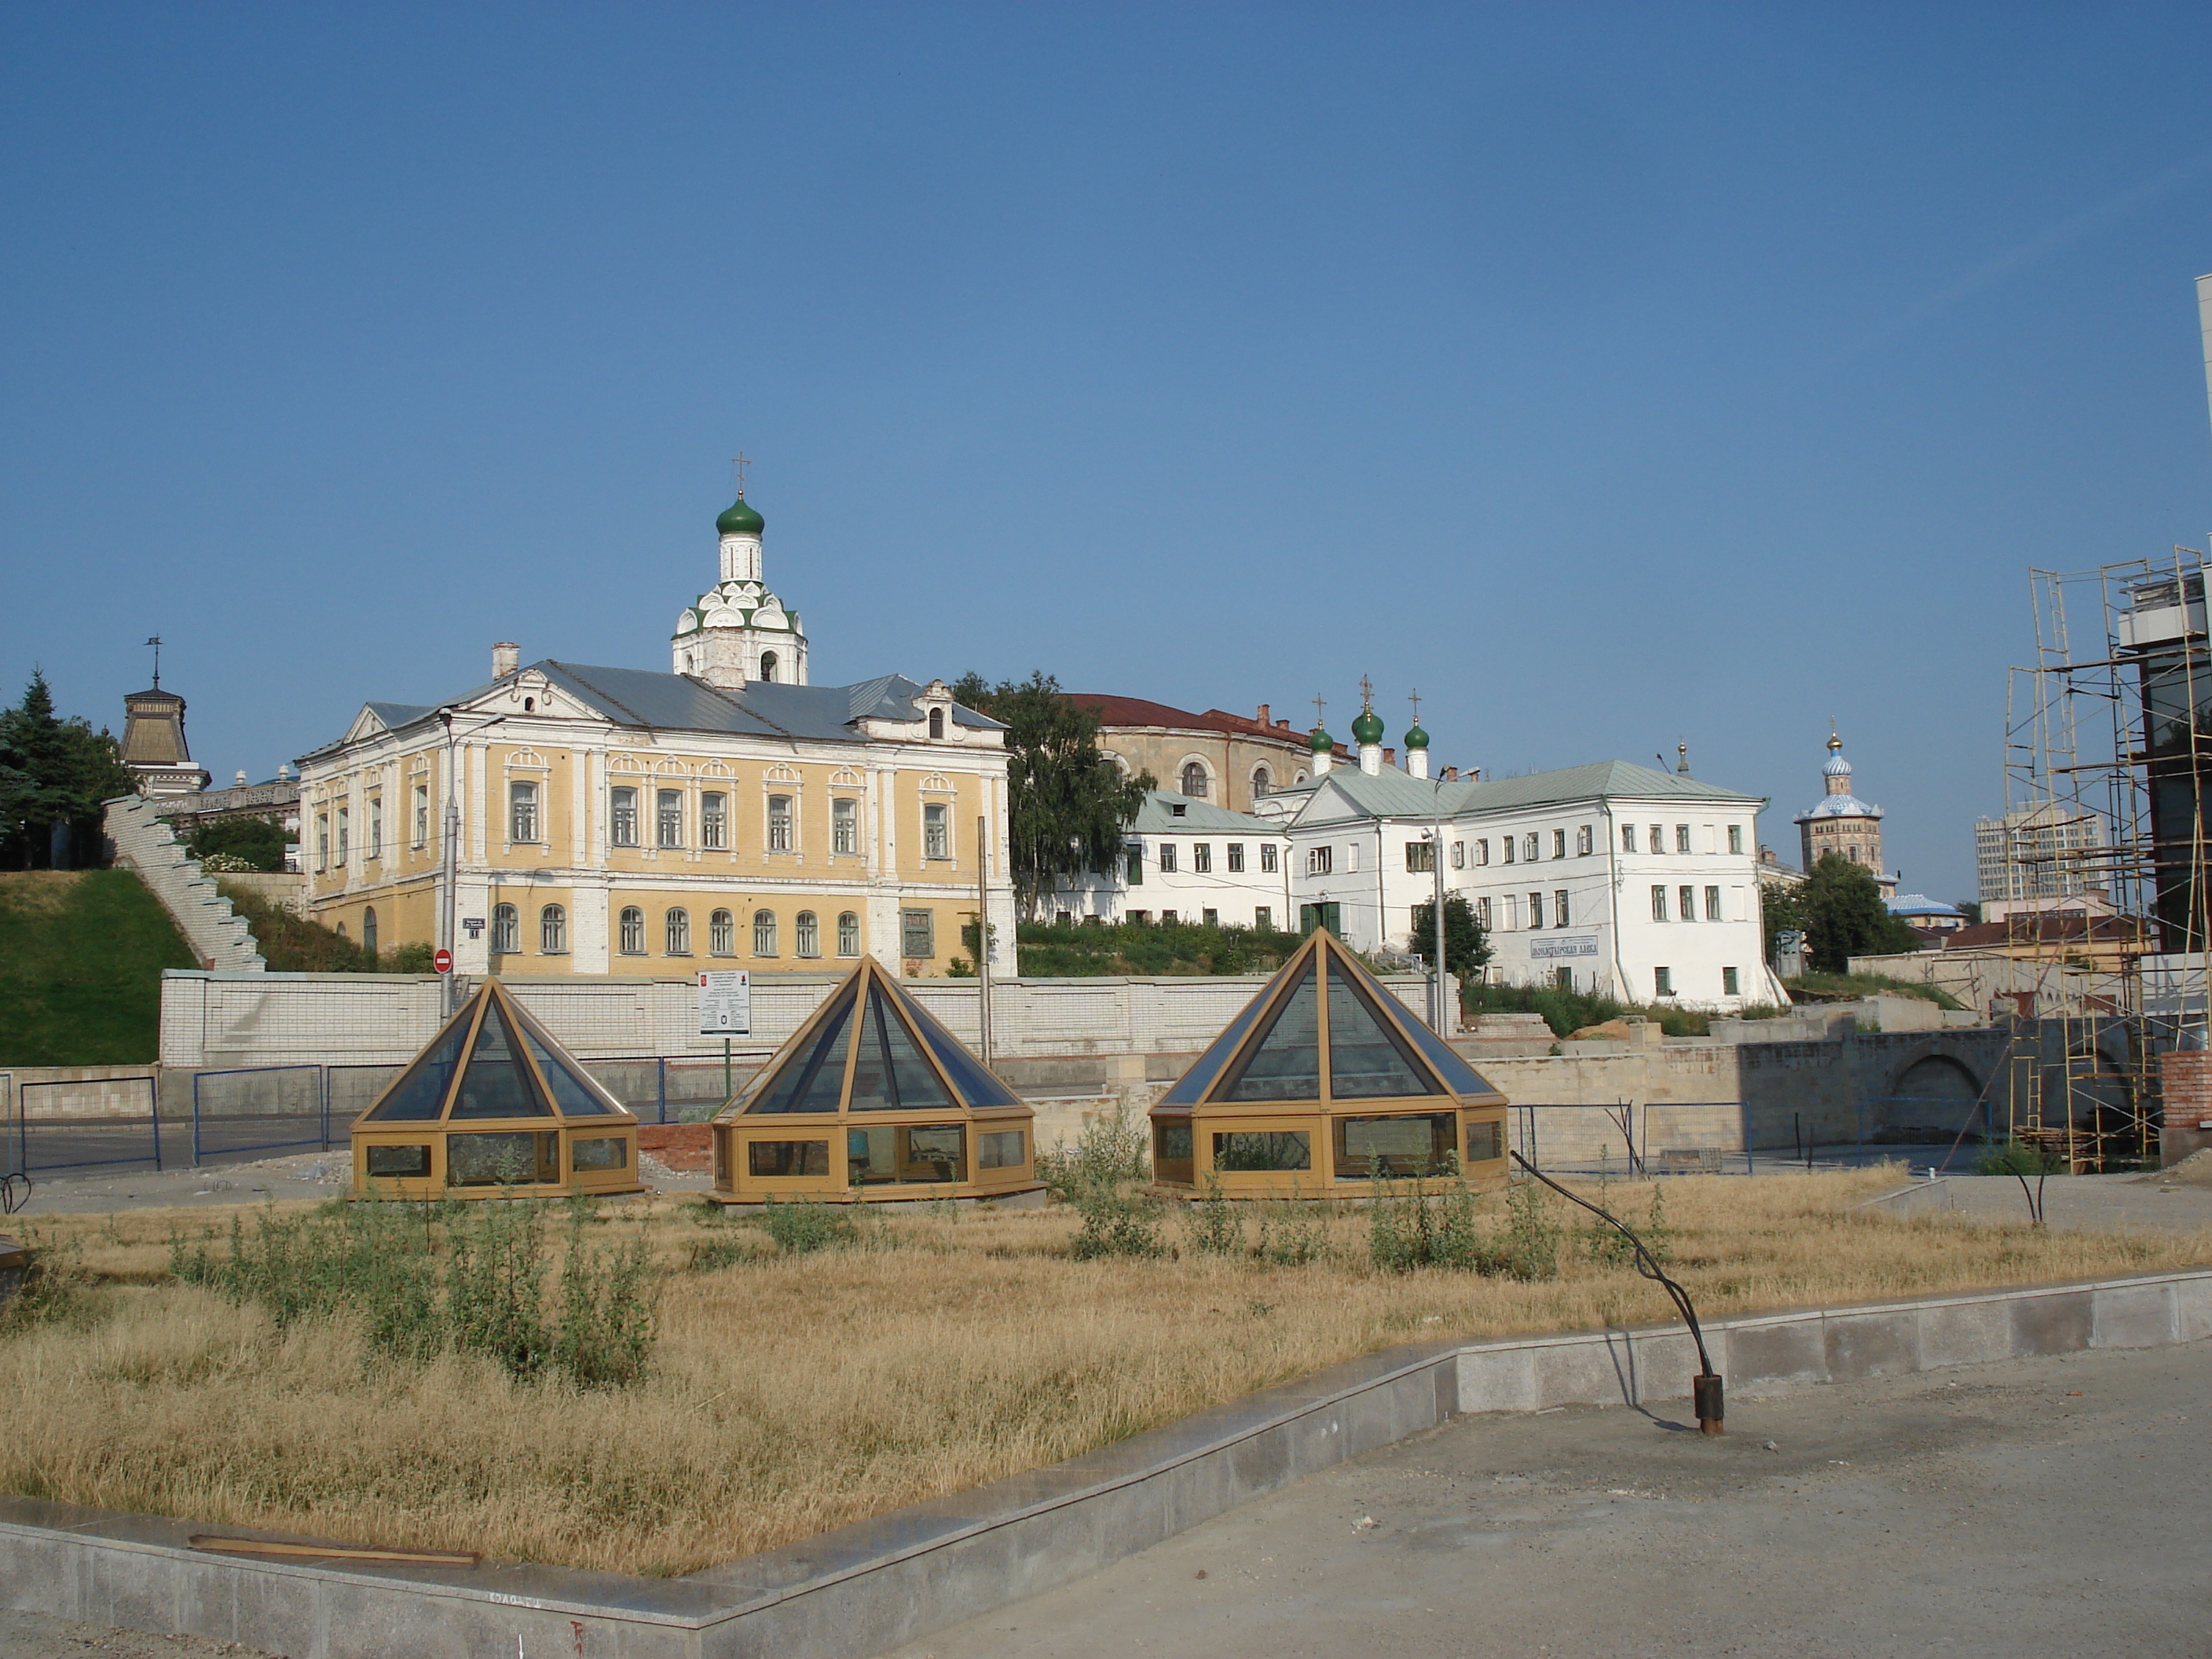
[
  {"xmin": 1404, "ymin": 723, "xmax": 1430, "ymax": 749},
  {"xmin": 1350, "ymin": 708, "xmax": 1385, "ymax": 745},
  {"xmin": 1309, "ymin": 726, "xmax": 1335, "ymax": 753},
  {"xmin": 716, "ymin": 494, "xmax": 765, "ymax": 536}
]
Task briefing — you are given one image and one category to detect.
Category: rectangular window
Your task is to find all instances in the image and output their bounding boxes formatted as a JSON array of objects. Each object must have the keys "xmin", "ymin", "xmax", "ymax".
[
  {"xmin": 1477, "ymin": 838, "xmax": 1490, "ymax": 865},
  {"xmin": 1576, "ymin": 824, "xmax": 1594, "ymax": 857},
  {"xmin": 1162, "ymin": 909, "xmax": 1179, "ymax": 925},
  {"xmin": 1307, "ymin": 846, "xmax": 1333, "ymax": 876},
  {"xmin": 1127, "ymin": 846, "xmax": 1144, "ymax": 884},
  {"xmin": 364, "ymin": 1144, "xmax": 431, "ymax": 1178},
  {"xmin": 1194, "ymin": 843, "xmax": 1211, "ymax": 873},
  {"xmin": 1654, "ymin": 965, "xmax": 1674, "ymax": 998},
  {"xmin": 1705, "ymin": 884, "xmax": 1722, "ymax": 921},
  {"xmin": 1159, "ymin": 843, "xmax": 1178, "ymax": 873},
  {"xmin": 1451, "ymin": 840, "xmax": 1465, "ymax": 869},
  {"xmin": 510, "ymin": 782, "xmax": 537, "ymax": 844},
  {"xmin": 1212, "ymin": 1130, "xmax": 1310, "ymax": 1172},
  {"xmin": 1227, "ymin": 842, "xmax": 1244, "ymax": 872},
  {"xmin": 1679, "ymin": 884, "xmax": 1696, "ymax": 923},
  {"xmin": 1523, "ymin": 833, "xmax": 1539, "ymax": 862},
  {"xmin": 770, "ymin": 794, "xmax": 795, "ymax": 853},
  {"xmin": 657, "ymin": 789, "xmax": 682, "ymax": 848},
  {"xmin": 921, "ymin": 801, "xmax": 947, "ymax": 859},
  {"xmin": 1621, "ymin": 823, "xmax": 1636, "ymax": 853},
  {"xmin": 1551, "ymin": 829, "xmax": 1566, "ymax": 859},
  {"xmin": 1254, "ymin": 906, "xmax": 1272, "ymax": 931},
  {"xmin": 1675, "ymin": 824, "xmax": 1691, "ymax": 854},
  {"xmin": 701, "ymin": 792, "xmax": 727, "ymax": 849},
  {"xmin": 1528, "ymin": 891, "xmax": 1544, "ymax": 930},
  {"xmin": 573, "ymin": 1137, "xmax": 630, "ymax": 1173},
  {"xmin": 748, "ymin": 1140, "xmax": 830, "ymax": 1178},
  {"xmin": 977, "ymin": 1129, "xmax": 1026, "ymax": 1170},
  {"xmin": 1405, "ymin": 841, "xmax": 1435, "ymax": 873},
  {"xmin": 1650, "ymin": 824, "xmax": 1663, "ymax": 854},
  {"xmin": 1652, "ymin": 884, "xmax": 1668, "ymax": 921},
  {"xmin": 412, "ymin": 785, "xmax": 428, "ymax": 849},
  {"xmin": 900, "ymin": 909, "xmax": 935, "ymax": 958},
  {"xmin": 1260, "ymin": 844, "xmax": 1278, "ymax": 873},
  {"xmin": 1201, "ymin": 907, "xmax": 1218, "ymax": 927},
  {"xmin": 832, "ymin": 797, "xmax": 858, "ymax": 854},
  {"xmin": 336, "ymin": 807, "xmax": 349, "ymax": 863},
  {"xmin": 1554, "ymin": 966, "xmax": 1573, "ymax": 991},
  {"xmin": 368, "ymin": 797, "xmax": 382, "ymax": 859},
  {"xmin": 610, "ymin": 786, "xmax": 638, "ymax": 847},
  {"xmin": 1129, "ymin": 909, "xmax": 1149, "ymax": 925},
  {"xmin": 1728, "ymin": 823, "xmax": 1745, "ymax": 855},
  {"xmin": 316, "ymin": 814, "xmax": 329, "ymax": 871},
  {"xmin": 1723, "ymin": 965, "xmax": 1741, "ymax": 996},
  {"xmin": 1474, "ymin": 896, "xmax": 1491, "ymax": 929},
  {"xmin": 1503, "ymin": 836, "xmax": 1515, "ymax": 865},
  {"xmin": 1332, "ymin": 1114, "xmax": 1453, "ymax": 1180},
  {"xmin": 1554, "ymin": 888, "xmax": 1569, "ymax": 927}
]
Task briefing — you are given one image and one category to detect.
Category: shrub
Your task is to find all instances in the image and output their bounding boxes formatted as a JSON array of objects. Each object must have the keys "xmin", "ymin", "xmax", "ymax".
[
  {"xmin": 1251, "ymin": 1194, "xmax": 1328, "ymax": 1265},
  {"xmin": 753, "ymin": 1196, "xmax": 857, "ymax": 1257},
  {"xmin": 1186, "ymin": 1174, "xmax": 1242, "ymax": 1256},
  {"xmin": 1045, "ymin": 1099, "xmax": 1166, "ymax": 1259},
  {"xmin": 1976, "ymin": 1139, "xmax": 2067, "ymax": 1177},
  {"xmin": 1367, "ymin": 1155, "xmax": 1489, "ymax": 1273}
]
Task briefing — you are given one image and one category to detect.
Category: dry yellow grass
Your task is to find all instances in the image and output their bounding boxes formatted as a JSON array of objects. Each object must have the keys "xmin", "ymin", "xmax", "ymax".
[{"xmin": 3, "ymin": 1169, "xmax": 2207, "ymax": 1577}]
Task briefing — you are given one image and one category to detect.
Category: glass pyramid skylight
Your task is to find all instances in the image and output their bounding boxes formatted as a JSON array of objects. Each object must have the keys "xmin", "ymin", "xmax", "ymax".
[{"xmin": 357, "ymin": 980, "xmax": 628, "ymax": 1124}]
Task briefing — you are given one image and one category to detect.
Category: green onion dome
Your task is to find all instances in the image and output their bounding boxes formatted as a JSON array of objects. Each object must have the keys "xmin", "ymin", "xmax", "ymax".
[
  {"xmin": 1309, "ymin": 726, "xmax": 1335, "ymax": 754},
  {"xmin": 716, "ymin": 494, "xmax": 765, "ymax": 536},
  {"xmin": 1404, "ymin": 723, "xmax": 1430, "ymax": 751},
  {"xmin": 1350, "ymin": 708, "xmax": 1386, "ymax": 746}
]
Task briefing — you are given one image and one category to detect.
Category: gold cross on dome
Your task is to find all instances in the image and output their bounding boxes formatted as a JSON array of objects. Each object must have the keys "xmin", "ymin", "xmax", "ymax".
[
  {"xmin": 731, "ymin": 452, "xmax": 752, "ymax": 496},
  {"xmin": 1359, "ymin": 673, "xmax": 1375, "ymax": 712},
  {"xmin": 1311, "ymin": 693, "xmax": 1327, "ymax": 725},
  {"xmin": 1408, "ymin": 687, "xmax": 1422, "ymax": 723}
]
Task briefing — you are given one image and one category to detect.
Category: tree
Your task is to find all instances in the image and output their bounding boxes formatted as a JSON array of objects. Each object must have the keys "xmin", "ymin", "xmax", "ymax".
[
  {"xmin": 1760, "ymin": 878, "xmax": 1806, "ymax": 964},
  {"xmin": 186, "ymin": 816, "xmax": 294, "ymax": 873},
  {"xmin": 0, "ymin": 672, "xmax": 137, "ymax": 869},
  {"xmin": 1797, "ymin": 852, "xmax": 1919, "ymax": 972},
  {"xmin": 950, "ymin": 671, "xmax": 1152, "ymax": 919},
  {"xmin": 1408, "ymin": 895, "xmax": 1492, "ymax": 981},
  {"xmin": 1955, "ymin": 899, "xmax": 1983, "ymax": 926}
]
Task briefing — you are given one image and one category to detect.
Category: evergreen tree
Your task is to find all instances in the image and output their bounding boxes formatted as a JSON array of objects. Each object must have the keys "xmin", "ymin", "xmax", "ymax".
[
  {"xmin": 0, "ymin": 672, "xmax": 137, "ymax": 868},
  {"xmin": 1408, "ymin": 894, "xmax": 1492, "ymax": 980},
  {"xmin": 1797, "ymin": 851, "xmax": 1917, "ymax": 972},
  {"xmin": 950, "ymin": 671, "xmax": 1152, "ymax": 918}
]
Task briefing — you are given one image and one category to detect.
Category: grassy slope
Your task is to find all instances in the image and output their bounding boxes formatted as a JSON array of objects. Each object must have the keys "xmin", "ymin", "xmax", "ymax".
[{"xmin": 0, "ymin": 871, "xmax": 197, "ymax": 1065}]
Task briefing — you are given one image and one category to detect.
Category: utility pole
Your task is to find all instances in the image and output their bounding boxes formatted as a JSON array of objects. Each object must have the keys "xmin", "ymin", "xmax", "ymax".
[{"xmin": 976, "ymin": 813, "xmax": 993, "ymax": 1064}]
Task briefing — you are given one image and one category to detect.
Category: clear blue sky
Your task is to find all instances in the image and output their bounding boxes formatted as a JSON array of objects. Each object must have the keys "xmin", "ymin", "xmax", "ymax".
[{"xmin": 7, "ymin": 3, "xmax": 2212, "ymax": 901}]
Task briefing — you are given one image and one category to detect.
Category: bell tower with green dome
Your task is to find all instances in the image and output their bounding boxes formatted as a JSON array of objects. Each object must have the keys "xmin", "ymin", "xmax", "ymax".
[
  {"xmin": 672, "ymin": 482, "xmax": 810, "ymax": 690},
  {"xmin": 1403, "ymin": 689, "xmax": 1430, "ymax": 780},
  {"xmin": 1350, "ymin": 676, "xmax": 1386, "ymax": 776}
]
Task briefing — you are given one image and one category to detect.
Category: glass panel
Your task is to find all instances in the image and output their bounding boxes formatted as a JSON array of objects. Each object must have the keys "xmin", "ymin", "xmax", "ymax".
[
  {"xmin": 1217, "ymin": 958, "xmax": 1321, "ymax": 1101},
  {"xmin": 977, "ymin": 1129, "xmax": 1025, "ymax": 1170},
  {"xmin": 847, "ymin": 1124, "xmax": 966, "ymax": 1183},
  {"xmin": 1333, "ymin": 1114, "xmax": 1454, "ymax": 1179},
  {"xmin": 447, "ymin": 1130, "xmax": 558, "ymax": 1185},
  {"xmin": 848, "ymin": 983, "xmax": 955, "ymax": 1111},
  {"xmin": 745, "ymin": 987, "xmax": 855, "ymax": 1114},
  {"xmin": 1325, "ymin": 963, "xmax": 1437, "ymax": 1100},
  {"xmin": 1331, "ymin": 949, "xmax": 1493, "ymax": 1097},
  {"xmin": 572, "ymin": 1135, "xmax": 629, "ymax": 1171},
  {"xmin": 1153, "ymin": 1121, "xmax": 1194, "ymax": 1185},
  {"xmin": 748, "ymin": 1139, "xmax": 830, "ymax": 1177},
  {"xmin": 894, "ymin": 982, "xmax": 1024, "ymax": 1108},
  {"xmin": 364, "ymin": 1143, "xmax": 430, "ymax": 1177},
  {"xmin": 515, "ymin": 1017, "xmax": 617, "ymax": 1116},
  {"xmin": 1159, "ymin": 983, "xmax": 1275, "ymax": 1106},
  {"xmin": 358, "ymin": 1003, "xmax": 474, "ymax": 1120},
  {"xmin": 1467, "ymin": 1117, "xmax": 1504, "ymax": 1164},
  {"xmin": 449, "ymin": 999, "xmax": 555, "ymax": 1119},
  {"xmin": 1212, "ymin": 1130, "xmax": 1310, "ymax": 1171}
]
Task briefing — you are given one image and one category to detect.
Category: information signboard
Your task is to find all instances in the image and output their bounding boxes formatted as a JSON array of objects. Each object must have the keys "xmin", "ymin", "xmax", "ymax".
[{"xmin": 698, "ymin": 970, "xmax": 751, "ymax": 1036}]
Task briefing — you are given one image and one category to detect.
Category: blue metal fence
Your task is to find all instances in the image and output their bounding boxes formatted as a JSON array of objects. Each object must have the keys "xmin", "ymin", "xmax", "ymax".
[
  {"xmin": 190, "ymin": 1065, "xmax": 328, "ymax": 1163},
  {"xmin": 18, "ymin": 1075, "xmax": 160, "ymax": 1174}
]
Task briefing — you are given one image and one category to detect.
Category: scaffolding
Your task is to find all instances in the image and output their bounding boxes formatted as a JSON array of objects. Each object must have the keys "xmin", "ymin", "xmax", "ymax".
[{"xmin": 2001, "ymin": 550, "xmax": 2212, "ymax": 1169}]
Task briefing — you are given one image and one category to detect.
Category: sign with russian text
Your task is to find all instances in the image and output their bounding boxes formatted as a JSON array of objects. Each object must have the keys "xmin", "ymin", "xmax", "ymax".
[
  {"xmin": 1529, "ymin": 934, "xmax": 1600, "ymax": 960},
  {"xmin": 698, "ymin": 970, "xmax": 751, "ymax": 1035}
]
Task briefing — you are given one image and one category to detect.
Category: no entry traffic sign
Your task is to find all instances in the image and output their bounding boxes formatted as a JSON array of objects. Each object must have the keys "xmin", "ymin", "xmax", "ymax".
[{"xmin": 434, "ymin": 948, "xmax": 453, "ymax": 974}]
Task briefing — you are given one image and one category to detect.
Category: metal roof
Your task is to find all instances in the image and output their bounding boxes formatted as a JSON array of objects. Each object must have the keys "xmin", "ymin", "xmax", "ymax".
[
  {"xmin": 1127, "ymin": 789, "xmax": 1280, "ymax": 835},
  {"xmin": 1278, "ymin": 759, "xmax": 1763, "ymax": 824}
]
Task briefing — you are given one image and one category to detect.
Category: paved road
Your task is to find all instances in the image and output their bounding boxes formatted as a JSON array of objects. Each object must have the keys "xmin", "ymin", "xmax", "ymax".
[{"xmin": 886, "ymin": 1342, "xmax": 2212, "ymax": 1659}]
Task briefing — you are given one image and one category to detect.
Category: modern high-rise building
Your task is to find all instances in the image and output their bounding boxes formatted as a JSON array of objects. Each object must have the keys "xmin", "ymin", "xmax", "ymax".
[{"xmin": 1974, "ymin": 803, "xmax": 2108, "ymax": 909}]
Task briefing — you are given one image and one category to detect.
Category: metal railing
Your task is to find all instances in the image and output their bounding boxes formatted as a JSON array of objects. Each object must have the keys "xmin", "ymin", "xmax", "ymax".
[
  {"xmin": 16, "ymin": 1075, "xmax": 161, "ymax": 1174},
  {"xmin": 189, "ymin": 1065, "xmax": 329, "ymax": 1163}
]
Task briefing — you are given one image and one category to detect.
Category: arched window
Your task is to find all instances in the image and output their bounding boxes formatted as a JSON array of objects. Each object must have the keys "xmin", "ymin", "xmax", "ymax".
[
  {"xmin": 665, "ymin": 907, "xmax": 690, "ymax": 954},
  {"xmin": 334, "ymin": 921, "xmax": 348, "ymax": 940},
  {"xmin": 709, "ymin": 908, "xmax": 734, "ymax": 955},
  {"xmin": 753, "ymin": 908, "xmax": 778, "ymax": 956},
  {"xmin": 837, "ymin": 910, "xmax": 860, "ymax": 956},
  {"xmin": 795, "ymin": 910, "xmax": 820, "ymax": 957},
  {"xmin": 361, "ymin": 907, "xmax": 378, "ymax": 958},
  {"xmin": 928, "ymin": 706, "xmax": 945, "ymax": 739},
  {"xmin": 491, "ymin": 903, "xmax": 518, "ymax": 954},
  {"xmin": 619, "ymin": 906, "xmax": 645, "ymax": 954},
  {"xmin": 760, "ymin": 650, "xmax": 778, "ymax": 683},
  {"xmin": 1251, "ymin": 766, "xmax": 1271, "ymax": 800},
  {"xmin": 1294, "ymin": 769, "xmax": 1308, "ymax": 786},
  {"xmin": 540, "ymin": 905, "xmax": 566, "ymax": 953},
  {"xmin": 1181, "ymin": 762, "xmax": 1209, "ymax": 799}
]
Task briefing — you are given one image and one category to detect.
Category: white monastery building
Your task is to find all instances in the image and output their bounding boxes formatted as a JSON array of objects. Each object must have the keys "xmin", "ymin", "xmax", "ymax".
[{"xmin": 1046, "ymin": 789, "xmax": 1292, "ymax": 929}]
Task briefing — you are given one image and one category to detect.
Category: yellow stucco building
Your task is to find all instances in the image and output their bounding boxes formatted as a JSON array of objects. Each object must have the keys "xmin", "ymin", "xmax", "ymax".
[{"xmin": 297, "ymin": 492, "xmax": 1017, "ymax": 978}]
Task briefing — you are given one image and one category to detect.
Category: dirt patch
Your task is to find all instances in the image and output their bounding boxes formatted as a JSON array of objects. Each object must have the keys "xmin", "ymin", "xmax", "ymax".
[{"xmin": 2151, "ymin": 1148, "xmax": 2212, "ymax": 1188}]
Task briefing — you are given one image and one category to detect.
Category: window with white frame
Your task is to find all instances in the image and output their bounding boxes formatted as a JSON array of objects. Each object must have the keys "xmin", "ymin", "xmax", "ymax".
[
  {"xmin": 701, "ymin": 791, "xmax": 727, "ymax": 849},
  {"xmin": 1551, "ymin": 829, "xmax": 1566, "ymax": 859},
  {"xmin": 1651, "ymin": 884, "xmax": 1668, "ymax": 921},
  {"xmin": 832, "ymin": 797, "xmax": 858, "ymax": 854},
  {"xmin": 336, "ymin": 807, "xmax": 349, "ymax": 863},
  {"xmin": 1194, "ymin": 843, "xmax": 1212, "ymax": 873},
  {"xmin": 1675, "ymin": 824, "xmax": 1691, "ymax": 854},
  {"xmin": 1649, "ymin": 823, "xmax": 1663, "ymax": 853},
  {"xmin": 795, "ymin": 910, "xmax": 819, "ymax": 957},
  {"xmin": 413, "ymin": 785, "xmax": 429, "ymax": 849},
  {"xmin": 368, "ymin": 797, "xmax": 382, "ymax": 859},
  {"xmin": 837, "ymin": 910, "xmax": 860, "ymax": 955},
  {"xmin": 1474, "ymin": 895, "xmax": 1492, "ymax": 929},
  {"xmin": 491, "ymin": 903, "xmax": 518, "ymax": 954},
  {"xmin": 619, "ymin": 906, "xmax": 645, "ymax": 954},
  {"xmin": 1202, "ymin": 907, "xmax": 1218, "ymax": 927},
  {"xmin": 1705, "ymin": 884, "xmax": 1722, "ymax": 921},
  {"xmin": 1529, "ymin": 891, "xmax": 1545, "ymax": 929},
  {"xmin": 753, "ymin": 908, "xmax": 778, "ymax": 955},
  {"xmin": 1523, "ymin": 833, "xmax": 1539, "ymax": 862},
  {"xmin": 1576, "ymin": 824, "xmax": 1594, "ymax": 856},
  {"xmin": 922, "ymin": 801, "xmax": 948, "ymax": 859},
  {"xmin": 1679, "ymin": 884, "xmax": 1695, "ymax": 921},
  {"xmin": 1260, "ymin": 843, "xmax": 1277, "ymax": 872},
  {"xmin": 1451, "ymin": 840, "xmax": 1464, "ymax": 868},
  {"xmin": 1308, "ymin": 846, "xmax": 1333, "ymax": 876},
  {"xmin": 1159, "ymin": 843, "xmax": 1178, "ymax": 873},
  {"xmin": 1226, "ymin": 842, "xmax": 1244, "ymax": 872},
  {"xmin": 1727, "ymin": 823, "xmax": 1745, "ymax": 855},
  {"xmin": 1181, "ymin": 761, "xmax": 1210, "ymax": 799},
  {"xmin": 316, "ymin": 814, "xmax": 329, "ymax": 871},
  {"xmin": 1554, "ymin": 888, "xmax": 1569, "ymax": 927},
  {"xmin": 900, "ymin": 909, "xmax": 932, "ymax": 958},
  {"xmin": 665, "ymin": 908, "xmax": 690, "ymax": 954},
  {"xmin": 509, "ymin": 782, "xmax": 537, "ymax": 844},
  {"xmin": 768, "ymin": 795, "xmax": 793, "ymax": 853},
  {"xmin": 1251, "ymin": 766, "xmax": 1272, "ymax": 800},
  {"xmin": 1405, "ymin": 841, "xmax": 1435, "ymax": 873},
  {"xmin": 610, "ymin": 787, "xmax": 639, "ymax": 847},
  {"xmin": 1503, "ymin": 836, "xmax": 1515, "ymax": 865},
  {"xmin": 709, "ymin": 909, "xmax": 734, "ymax": 954},
  {"xmin": 540, "ymin": 904, "xmax": 566, "ymax": 953},
  {"xmin": 1254, "ymin": 905, "xmax": 1273, "ymax": 930},
  {"xmin": 1621, "ymin": 822, "xmax": 1636, "ymax": 853},
  {"xmin": 1723, "ymin": 965, "xmax": 1741, "ymax": 996},
  {"xmin": 1477, "ymin": 837, "xmax": 1490, "ymax": 864},
  {"xmin": 1654, "ymin": 965, "xmax": 1674, "ymax": 997},
  {"xmin": 657, "ymin": 789, "xmax": 683, "ymax": 848}
]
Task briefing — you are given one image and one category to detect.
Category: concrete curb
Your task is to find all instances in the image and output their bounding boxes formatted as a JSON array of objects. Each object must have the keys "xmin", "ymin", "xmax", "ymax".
[{"xmin": 5, "ymin": 1267, "xmax": 2209, "ymax": 1659}]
